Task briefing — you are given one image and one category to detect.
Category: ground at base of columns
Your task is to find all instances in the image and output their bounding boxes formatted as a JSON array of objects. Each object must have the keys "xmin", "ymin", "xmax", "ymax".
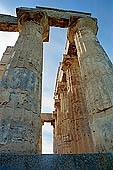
[{"xmin": 0, "ymin": 153, "xmax": 113, "ymax": 170}]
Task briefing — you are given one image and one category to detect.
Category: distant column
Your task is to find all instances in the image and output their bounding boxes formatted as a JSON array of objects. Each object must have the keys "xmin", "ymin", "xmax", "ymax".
[
  {"xmin": 62, "ymin": 53, "xmax": 94, "ymax": 153},
  {"xmin": 68, "ymin": 17, "xmax": 113, "ymax": 152},
  {"xmin": 54, "ymin": 96, "xmax": 61, "ymax": 153},
  {"xmin": 38, "ymin": 121, "xmax": 44, "ymax": 153},
  {"xmin": 52, "ymin": 112, "xmax": 57, "ymax": 153},
  {"xmin": 0, "ymin": 12, "xmax": 49, "ymax": 153},
  {"xmin": 59, "ymin": 83, "xmax": 73, "ymax": 153}
]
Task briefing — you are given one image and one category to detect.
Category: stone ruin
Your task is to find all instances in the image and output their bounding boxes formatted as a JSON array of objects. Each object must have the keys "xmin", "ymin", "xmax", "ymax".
[{"xmin": 0, "ymin": 6, "xmax": 113, "ymax": 169}]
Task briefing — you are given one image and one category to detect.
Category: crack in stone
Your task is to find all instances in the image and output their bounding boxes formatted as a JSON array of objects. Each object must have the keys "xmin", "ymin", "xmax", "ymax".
[{"xmin": 96, "ymin": 105, "xmax": 113, "ymax": 114}]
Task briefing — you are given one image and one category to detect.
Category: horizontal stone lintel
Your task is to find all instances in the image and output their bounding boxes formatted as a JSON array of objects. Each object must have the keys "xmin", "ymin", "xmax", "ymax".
[
  {"xmin": 41, "ymin": 113, "xmax": 54, "ymax": 123},
  {"xmin": 17, "ymin": 6, "xmax": 91, "ymax": 28},
  {"xmin": 0, "ymin": 14, "xmax": 18, "ymax": 32},
  {"xmin": 0, "ymin": 7, "xmax": 91, "ymax": 33}
]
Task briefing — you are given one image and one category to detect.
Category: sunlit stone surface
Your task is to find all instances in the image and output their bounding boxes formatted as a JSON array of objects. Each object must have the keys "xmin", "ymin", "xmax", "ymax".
[{"xmin": 0, "ymin": 7, "xmax": 113, "ymax": 167}]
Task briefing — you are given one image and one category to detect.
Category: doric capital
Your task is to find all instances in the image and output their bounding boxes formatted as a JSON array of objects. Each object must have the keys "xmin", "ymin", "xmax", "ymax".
[
  {"xmin": 17, "ymin": 11, "xmax": 49, "ymax": 42},
  {"xmin": 67, "ymin": 17, "xmax": 98, "ymax": 43},
  {"xmin": 65, "ymin": 40, "xmax": 77, "ymax": 56},
  {"xmin": 61, "ymin": 54, "xmax": 75, "ymax": 71}
]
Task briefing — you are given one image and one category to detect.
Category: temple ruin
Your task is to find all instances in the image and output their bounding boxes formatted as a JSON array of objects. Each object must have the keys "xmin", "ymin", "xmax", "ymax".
[{"xmin": 0, "ymin": 6, "xmax": 113, "ymax": 155}]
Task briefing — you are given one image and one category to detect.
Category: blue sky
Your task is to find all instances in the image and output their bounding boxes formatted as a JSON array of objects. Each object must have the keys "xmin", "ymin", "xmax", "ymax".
[{"xmin": 0, "ymin": 0, "xmax": 113, "ymax": 153}]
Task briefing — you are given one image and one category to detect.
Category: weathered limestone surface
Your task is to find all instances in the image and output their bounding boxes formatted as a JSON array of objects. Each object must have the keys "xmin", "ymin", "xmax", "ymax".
[
  {"xmin": 0, "ymin": 47, "xmax": 53, "ymax": 154},
  {"xmin": 17, "ymin": 7, "xmax": 91, "ymax": 28},
  {"xmin": 68, "ymin": 17, "xmax": 113, "ymax": 152},
  {"xmin": 0, "ymin": 6, "xmax": 113, "ymax": 156},
  {"xmin": 0, "ymin": 47, "xmax": 54, "ymax": 154},
  {"xmin": 54, "ymin": 49, "xmax": 95, "ymax": 153},
  {"xmin": 38, "ymin": 113, "xmax": 54, "ymax": 153},
  {"xmin": 0, "ymin": 12, "xmax": 49, "ymax": 153},
  {"xmin": 0, "ymin": 14, "xmax": 18, "ymax": 32},
  {"xmin": 41, "ymin": 113, "xmax": 54, "ymax": 123},
  {"xmin": 64, "ymin": 53, "xmax": 95, "ymax": 153},
  {"xmin": 0, "ymin": 7, "xmax": 91, "ymax": 32},
  {"xmin": 38, "ymin": 122, "xmax": 43, "ymax": 154},
  {"xmin": 0, "ymin": 47, "xmax": 14, "ymax": 79}
]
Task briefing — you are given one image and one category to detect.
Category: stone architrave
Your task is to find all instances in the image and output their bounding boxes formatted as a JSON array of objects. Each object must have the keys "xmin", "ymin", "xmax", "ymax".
[
  {"xmin": 68, "ymin": 17, "xmax": 113, "ymax": 152},
  {"xmin": 0, "ymin": 11, "xmax": 49, "ymax": 153}
]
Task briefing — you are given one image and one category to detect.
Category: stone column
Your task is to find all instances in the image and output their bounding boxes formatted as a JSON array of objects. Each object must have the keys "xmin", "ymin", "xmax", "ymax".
[
  {"xmin": 0, "ymin": 12, "xmax": 49, "ymax": 153},
  {"xmin": 53, "ymin": 126, "xmax": 56, "ymax": 153},
  {"xmin": 62, "ymin": 53, "xmax": 94, "ymax": 153},
  {"xmin": 56, "ymin": 81, "xmax": 73, "ymax": 154},
  {"xmin": 0, "ymin": 46, "xmax": 14, "ymax": 80},
  {"xmin": 68, "ymin": 17, "xmax": 113, "ymax": 152},
  {"xmin": 52, "ymin": 112, "xmax": 57, "ymax": 153},
  {"xmin": 54, "ymin": 98, "xmax": 61, "ymax": 153},
  {"xmin": 38, "ymin": 121, "xmax": 44, "ymax": 154}
]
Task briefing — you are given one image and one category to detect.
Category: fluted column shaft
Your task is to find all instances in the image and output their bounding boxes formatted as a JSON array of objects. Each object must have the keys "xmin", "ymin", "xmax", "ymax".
[
  {"xmin": 0, "ymin": 12, "xmax": 49, "ymax": 153},
  {"xmin": 54, "ymin": 99, "xmax": 61, "ymax": 153},
  {"xmin": 60, "ymin": 88, "xmax": 72, "ymax": 153},
  {"xmin": 68, "ymin": 17, "xmax": 113, "ymax": 152},
  {"xmin": 62, "ymin": 54, "xmax": 94, "ymax": 153}
]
